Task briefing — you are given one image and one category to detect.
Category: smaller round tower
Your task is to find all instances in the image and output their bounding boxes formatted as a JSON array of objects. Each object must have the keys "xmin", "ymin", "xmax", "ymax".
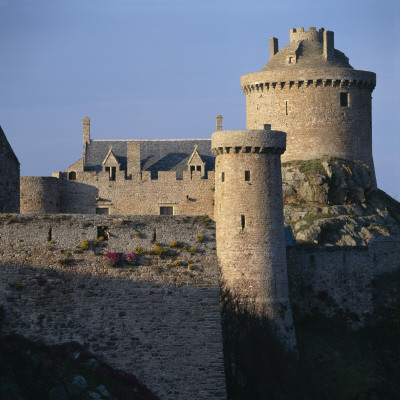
[{"xmin": 212, "ymin": 125, "xmax": 296, "ymax": 349}]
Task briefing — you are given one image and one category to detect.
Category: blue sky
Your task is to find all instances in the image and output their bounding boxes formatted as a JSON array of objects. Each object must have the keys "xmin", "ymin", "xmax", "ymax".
[{"xmin": 1, "ymin": 0, "xmax": 399, "ymax": 199}]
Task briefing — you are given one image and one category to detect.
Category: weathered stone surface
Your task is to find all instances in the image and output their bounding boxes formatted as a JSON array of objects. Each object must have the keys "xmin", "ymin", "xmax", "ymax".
[
  {"xmin": 282, "ymin": 158, "xmax": 400, "ymax": 246},
  {"xmin": 0, "ymin": 215, "xmax": 226, "ymax": 400}
]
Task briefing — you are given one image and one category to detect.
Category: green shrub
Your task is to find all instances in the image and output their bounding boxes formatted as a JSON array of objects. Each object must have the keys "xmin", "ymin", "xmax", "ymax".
[
  {"xmin": 135, "ymin": 231, "xmax": 142, "ymax": 238},
  {"xmin": 169, "ymin": 241, "xmax": 180, "ymax": 248},
  {"xmin": 174, "ymin": 260, "xmax": 181, "ymax": 267},
  {"xmin": 189, "ymin": 247, "xmax": 197, "ymax": 254},
  {"xmin": 188, "ymin": 264, "xmax": 195, "ymax": 271}
]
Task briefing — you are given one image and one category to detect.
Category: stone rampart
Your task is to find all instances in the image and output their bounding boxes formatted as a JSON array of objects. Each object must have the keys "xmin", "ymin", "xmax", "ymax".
[
  {"xmin": 0, "ymin": 214, "xmax": 226, "ymax": 400},
  {"xmin": 21, "ymin": 172, "xmax": 215, "ymax": 215},
  {"xmin": 287, "ymin": 236, "xmax": 400, "ymax": 326}
]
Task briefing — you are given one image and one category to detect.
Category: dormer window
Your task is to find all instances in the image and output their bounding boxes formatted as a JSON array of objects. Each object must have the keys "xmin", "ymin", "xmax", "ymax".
[
  {"xmin": 102, "ymin": 145, "xmax": 120, "ymax": 182},
  {"xmin": 68, "ymin": 171, "xmax": 76, "ymax": 180},
  {"xmin": 105, "ymin": 166, "xmax": 116, "ymax": 181},
  {"xmin": 187, "ymin": 144, "xmax": 206, "ymax": 178},
  {"xmin": 287, "ymin": 54, "xmax": 297, "ymax": 64}
]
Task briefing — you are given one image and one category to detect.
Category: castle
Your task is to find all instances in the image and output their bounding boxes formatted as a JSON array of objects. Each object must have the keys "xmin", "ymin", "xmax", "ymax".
[
  {"xmin": 1, "ymin": 27, "xmax": 391, "ymax": 399},
  {"xmin": 16, "ymin": 26, "xmax": 376, "ymax": 347}
]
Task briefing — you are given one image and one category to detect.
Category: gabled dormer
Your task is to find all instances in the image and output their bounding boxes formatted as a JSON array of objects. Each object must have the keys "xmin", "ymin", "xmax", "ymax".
[
  {"xmin": 102, "ymin": 146, "xmax": 120, "ymax": 181},
  {"xmin": 187, "ymin": 145, "xmax": 205, "ymax": 178}
]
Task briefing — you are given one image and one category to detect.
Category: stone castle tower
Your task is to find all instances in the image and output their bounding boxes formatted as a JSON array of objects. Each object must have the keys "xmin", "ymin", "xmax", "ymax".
[
  {"xmin": 241, "ymin": 27, "xmax": 376, "ymax": 183},
  {"xmin": 212, "ymin": 124, "xmax": 296, "ymax": 349}
]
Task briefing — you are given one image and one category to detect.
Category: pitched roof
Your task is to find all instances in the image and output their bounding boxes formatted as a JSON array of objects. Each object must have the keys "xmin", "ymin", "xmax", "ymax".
[
  {"xmin": 262, "ymin": 40, "xmax": 352, "ymax": 71},
  {"xmin": 84, "ymin": 139, "xmax": 214, "ymax": 177},
  {"xmin": 0, "ymin": 126, "xmax": 20, "ymax": 165}
]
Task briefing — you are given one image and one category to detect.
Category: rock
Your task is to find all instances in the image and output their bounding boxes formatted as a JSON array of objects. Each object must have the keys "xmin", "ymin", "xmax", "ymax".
[
  {"xmin": 86, "ymin": 391, "xmax": 102, "ymax": 400},
  {"xmin": 68, "ymin": 375, "xmax": 88, "ymax": 396},
  {"xmin": 85, "ymin": 358, "xmax": 100, "ymax": 369},
  {"xmin": 49, "ymin": 384, "xmax": 69, "ymax": 400},
  {"xmin": 96, "ymin": 384, "xmax": 111, "ymax": 398}
]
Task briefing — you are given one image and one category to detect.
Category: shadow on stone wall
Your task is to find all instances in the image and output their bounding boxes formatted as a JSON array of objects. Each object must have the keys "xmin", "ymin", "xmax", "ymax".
[{"xmin": 1, "ymin": 261, "xmax": 226, "ymax": 400}]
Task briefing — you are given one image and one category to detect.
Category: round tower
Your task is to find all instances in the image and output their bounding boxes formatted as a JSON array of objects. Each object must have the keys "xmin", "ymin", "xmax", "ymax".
[
  {"xmin": 241, "ymin": 27, "xmax": 376, "ymax": 183},
  {"xmin": 20, "ymin": 177, "xmax": 60, "ymax": 214},
  {"xmin": 212, "ymin": 125, "xmax": 296, "ymax": 349}
]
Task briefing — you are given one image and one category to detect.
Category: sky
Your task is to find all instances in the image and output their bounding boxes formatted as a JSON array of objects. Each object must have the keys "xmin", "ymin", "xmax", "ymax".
[{"xmin": 1, "ymin": 0, "xmax": 399, "ymax": 200}]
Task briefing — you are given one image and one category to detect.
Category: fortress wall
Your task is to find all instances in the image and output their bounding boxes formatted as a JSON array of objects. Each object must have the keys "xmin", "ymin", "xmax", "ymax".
[
  {"xmin": 0, "ymin": 214, "xmax": 226, "ymax": 400},
  {"xmin": 55, "ymin": 171, "xmax": 215, "ymax": 215},
  {"xmin": 287, "ymin": 236, "xmax": 400, "ymax": 326}
]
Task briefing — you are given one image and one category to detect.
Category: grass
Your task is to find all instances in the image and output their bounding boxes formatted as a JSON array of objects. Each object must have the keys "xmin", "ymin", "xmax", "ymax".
[
  {"xmin": 289, "ymin": 213, "xmax": 332, "ymax": 232},
  {"xmin": 282, "ymin": 158, "xmax": 326, "ymax": 175}
]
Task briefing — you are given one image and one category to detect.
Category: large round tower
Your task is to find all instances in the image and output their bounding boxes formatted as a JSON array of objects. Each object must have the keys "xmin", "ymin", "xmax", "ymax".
[
  {"xmin": 212, "ymin": 125, "xmax": 296, "ymax": 349},
  {"xmin": 241, "ymin": 27, "xmax": 376, "ymax": 183}
]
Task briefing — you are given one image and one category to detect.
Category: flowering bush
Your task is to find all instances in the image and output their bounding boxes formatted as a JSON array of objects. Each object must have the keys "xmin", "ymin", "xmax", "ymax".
[
  {"xmin": 103, "ymin": 252, "xmax": 122, "ymax": 267},
  {"xmin": 124, "ymin": 253, "xmax": 137, "ymax": 265}
]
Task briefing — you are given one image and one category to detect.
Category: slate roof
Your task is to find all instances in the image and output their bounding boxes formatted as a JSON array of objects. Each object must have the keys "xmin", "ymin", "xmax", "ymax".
[{"xmin": 84, "ymin": 139, "xmax": 214, "ymax": 178}]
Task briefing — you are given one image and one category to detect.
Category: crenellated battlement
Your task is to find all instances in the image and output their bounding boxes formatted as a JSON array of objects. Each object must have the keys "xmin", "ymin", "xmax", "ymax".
[
  {"xmin": 289, "ymin": 26, "xmax": 325, "ymax": 42},
  {"xmin": 211, "ymin": 128, "xmax": 286, "ymax": 155},
  {"xmin": 241, "ymin": 76, "xmax": 376, "ymax": 94}
]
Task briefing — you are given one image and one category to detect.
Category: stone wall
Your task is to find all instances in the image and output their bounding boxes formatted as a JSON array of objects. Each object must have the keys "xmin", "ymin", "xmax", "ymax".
[
  {"xmin": 0, "ymin": 214, "xmax": 226, "ymax": 400},
  {"xmin": 0, "ymin": 126, "xmax": 20, "ymax": 213},
  {"xmin": 21, "ymin": 172, "xmax": 215, "ymax": 215},
  {"xmin": 287, "ymin": 236, "xmax": 400, "ymax": 326}
]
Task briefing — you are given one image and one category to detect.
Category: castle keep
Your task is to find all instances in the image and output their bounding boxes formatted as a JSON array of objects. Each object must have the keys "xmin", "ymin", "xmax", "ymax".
[{"xmin": 242, "ymin": 27, "xmax": 376, "ymax": 182}]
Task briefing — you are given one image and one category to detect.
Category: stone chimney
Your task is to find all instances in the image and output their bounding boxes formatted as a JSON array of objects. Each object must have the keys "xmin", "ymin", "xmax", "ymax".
[
  {"xmin": 83, "ymin": 117, "xmax": 90, "ymax": 145},
  {"xmin": 127, "ymin": 142, "xmax": 141, "ymax": 178},
  {"xmin": 270, "ymin": 37, "xmax": 278, "ymax": 59},
  {"xmin": 216, "ymin": 115, "xmax": 223, "ymax": 131},
  {"xmin": 323, "ymin": 30, "xmax": 334, "ymax": 61}
]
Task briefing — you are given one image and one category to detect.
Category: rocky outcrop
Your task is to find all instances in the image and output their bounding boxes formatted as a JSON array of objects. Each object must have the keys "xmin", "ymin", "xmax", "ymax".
[{"xmin": 282, "ymin": 157, "xmax": 400, "ymax": 246}]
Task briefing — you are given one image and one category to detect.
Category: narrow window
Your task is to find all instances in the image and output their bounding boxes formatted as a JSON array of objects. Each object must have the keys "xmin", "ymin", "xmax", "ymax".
[
  {"xmin": 340, "ymin": 92, "xmax": 349, "ymax": 107},
  {"xmin": 196, "ymin": 165, "xmax": 201, "ymax": 171},
  {"xmin": 256, "ymin": 104, "xmax": 259, "ymax": 110},
  {"xmin": 285, "ymin": 101, "xmax": 288, "ymax": 115},
  {"xmin": 190, "ymin": 166, "xmax": 195, "ymax": 172},
  {"xmin": 68, "ymin": 171, "xmax": 76, "ymax": 180},
  {"xmin": 244, "ymin": 170, "xmax": 250, "ymax": 181},
  {"xmin": 288, "ymin": 57, "xmax": 293, "ymax": 64},
  {"xmin": 221, "ymin": 172, "xmax": 225, "ymax": 182},
  {"xmin": 110, "ymin": 166, "xmax": 116, "ymax": 181},
  {"xmin": 241, "ymin": 215, "xmax": 246, "ymax": 231},
  {"xmin": 48, "ymin": 228, "xmax": 52, "ymax": 242}
]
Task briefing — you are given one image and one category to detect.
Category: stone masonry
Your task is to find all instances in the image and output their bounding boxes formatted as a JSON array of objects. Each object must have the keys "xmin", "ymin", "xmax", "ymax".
[
  {"xmin": 0, "ymin": 214, "xmax": 226, "ymax": 400},
  {"xmin": 212, "ymin": 126, "xmax": 296, "ymax": 350},
  {"xmin": 241, "ymin": 27, "xmax": 376, "ymax": 184}
]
